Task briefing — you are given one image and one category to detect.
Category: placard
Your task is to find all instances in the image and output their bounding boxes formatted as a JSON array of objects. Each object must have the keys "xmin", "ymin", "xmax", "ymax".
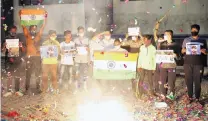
[
  {"xmin": 156, "ymin": 50, "xmax": 175, "ymax": 63},
  {"xmin": 128, "ymin": 27, "xmax": 140, "ymax": 36},
  {"xmin": 40, "ymin": 46, "xmax": 58, "ymax": 59},
  {"xmin": 186, "ymin": 42, "xmax": 201, "ymax": 55},
  {"xmin": 77, "ymin": 47, "xmax": 88, "ymax": 55},
  {"xmin": 6, "ymin": 39, "xmax": 19, "ymax": 57},
  {"xmin": 61, "ymin": 47, "xmax": 76, "ymax": 65}
]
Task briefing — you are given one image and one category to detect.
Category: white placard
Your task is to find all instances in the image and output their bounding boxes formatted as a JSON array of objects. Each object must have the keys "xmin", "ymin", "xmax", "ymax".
[
  {"xmin": 128, "ymin": 27, "xmax": 140, "ymax": 36},
  {"xmin": 6, "ymin": 39, "xmax": 19, "ymax": 57},
  {"xmin": 61, "ymin": 55, "xmax": 74, "ymax": 65},
  {"xmin": 77, "ymin": 47, "xmax": 87, "ymax": 55},
  {"xmin": 156, "ymin": 50, "xmax": 175, "ymax": 63}
]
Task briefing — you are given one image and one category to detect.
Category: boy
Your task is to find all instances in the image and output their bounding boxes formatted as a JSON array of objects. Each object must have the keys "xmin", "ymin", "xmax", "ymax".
[
  {"xmin": 59, "ymin": 30, "xmax": 76, "ymax": 90},
  {"xmin": 41, "ymin": 30, "xmax": 60, "ymax": 94},
  {"xmin": 110, "ymin": 39, "xmax": 126, "ymax": 52},
  {"xmin": 137, "ymin": 35, "xmax": 156, "ymax": 98},
  {"xmin": 74, "ymin": 26, "xmax": 90, "ymax": 92},
  {"xmin": 2, "ymin": 26, "xmax": 26, "ymax": 97}
]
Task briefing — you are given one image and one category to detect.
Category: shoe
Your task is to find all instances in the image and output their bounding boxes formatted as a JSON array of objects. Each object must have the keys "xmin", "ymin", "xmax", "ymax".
[
  {"xmin": 3, "ymin": 92, "xmax": 13, "ymax": 97},
  {"xmin": 166, "ymin": 92, "xmax": 175, "ymax": 101},
  {"xmin": 15, "ymin": 91, "xmax": 24, "ymax": 96}
]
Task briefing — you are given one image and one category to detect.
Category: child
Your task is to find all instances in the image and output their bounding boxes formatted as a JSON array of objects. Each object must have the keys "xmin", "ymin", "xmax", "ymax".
[
  {"xmin": 41, "ymin": 30, "xmax": 60, "ymax": 94},
  {"xmin": 74, "ymin": 26, "xmax": 90, "ymax": 92},
  {"xmin": 110, "ymin": 39, "xmax": 126, "ymax": 52},
  {"xmin": 59, "ymin": 30, "xmax": 76, "ymax": 90},
  {"xmin": 137, "ymin": 35, "xmax": 156, "ymax": 98}
]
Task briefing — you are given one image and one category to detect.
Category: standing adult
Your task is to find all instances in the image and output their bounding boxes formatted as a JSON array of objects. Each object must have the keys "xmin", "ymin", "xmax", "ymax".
[
  {"xmin": 181, "ymin": 24, "xmax": 207, "ymax": 102},
  {"xmin": 22, "ymin": 18, "xmax": 46, "ymax": 94}
]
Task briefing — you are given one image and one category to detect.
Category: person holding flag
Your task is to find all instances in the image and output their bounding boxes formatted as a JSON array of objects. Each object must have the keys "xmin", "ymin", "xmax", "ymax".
[{"xmin": 20, "ymin": 9, "xmax": 47, "ymax": 95}]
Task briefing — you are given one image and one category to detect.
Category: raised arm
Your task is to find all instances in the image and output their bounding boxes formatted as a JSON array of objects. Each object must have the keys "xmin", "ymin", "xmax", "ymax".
[
  {"xmin": 91, "ymin": 31, "xmax": 109, "ymax": 41},
  {"xmin": 153, "ymin": 22, "xmax": 160, "ymax": 42}
]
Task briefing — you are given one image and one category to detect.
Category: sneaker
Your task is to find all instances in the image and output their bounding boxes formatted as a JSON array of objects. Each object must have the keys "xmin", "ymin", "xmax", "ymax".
[
  {"xmin": 166, "ymin": 92, "xmax": 175, "ymax": 101},
  {"xmin": 3, "ymin": 92, "xmax": 13, "ymax": 97},
  {"xmin": 15, "ymin": 91, "xmax": 24, "ymax": 96}
]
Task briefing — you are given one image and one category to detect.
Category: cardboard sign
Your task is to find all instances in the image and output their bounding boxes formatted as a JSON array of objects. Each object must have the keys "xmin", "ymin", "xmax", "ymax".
[
  {"xmin": 186, "ymin": 42, "xmax": 201, "ymax": 55},
  {"xmin": 128, "ymin": 27, "xmax": 140, "ymax": 36},
  {"xmin": 61, "ymin": 46, "xmax": 76, "ymax": 65},
  {"xmin": 40, "ymin": 46, "xmax": 58, "ymax": 59},
  {"xmin": 77, "ymin": 47, "xmax": 88, "ymax": 55},
  {"xmin": 156, "ymin": 50, "xmax": 175, "ymax": 63},
  {"xmin": 6, "ymin": 39, "xmax": 19, "ymax": 57}
]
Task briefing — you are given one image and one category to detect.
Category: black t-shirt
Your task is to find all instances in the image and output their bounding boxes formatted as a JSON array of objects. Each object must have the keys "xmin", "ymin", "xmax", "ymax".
[
  {"xmin": 160, "ymin": 41, "xmax": 180, "ymax": 55},
  {"xmin": 182, "ymin": 36, "xmax": 207, "ymax": 65}
]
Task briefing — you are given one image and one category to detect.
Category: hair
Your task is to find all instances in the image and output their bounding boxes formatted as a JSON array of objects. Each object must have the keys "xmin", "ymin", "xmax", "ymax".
[
  {"xmin": 29, "ymin": 25, "xmax": 37, "ymax": 30},
  {"xmin": 191, "ymin": 24, "xmax": 200, "ymax": 31},
  {"xmin": 9, "ymin": 25, "xmax": 17, "ymax": 31},
  {"xmin": 114, "ymin": 38, "xmax": 121, "ymax": 43},
  {"xmin": 48, "ymin": 30, "xmax": 56, "ymax": 35},
  {"xmin": 165, "ymin": 30, "xmax": 173, "ymax": 37},
  {"xmin": 77, "ymin": 26, "xmax": 84, "ymax": 31},
  {"xmin": 143, "ymin": 34, "xmax": 153, "ymax": 41},
  {"xmin": 64, "ymin": 30, "xmax": 71, "ymax": 36}
]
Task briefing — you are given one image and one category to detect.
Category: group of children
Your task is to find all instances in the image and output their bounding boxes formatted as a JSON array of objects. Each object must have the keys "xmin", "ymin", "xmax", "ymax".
[{"xmin": 2, "ymin": 17, "xmax": 206, "ymax": 104}]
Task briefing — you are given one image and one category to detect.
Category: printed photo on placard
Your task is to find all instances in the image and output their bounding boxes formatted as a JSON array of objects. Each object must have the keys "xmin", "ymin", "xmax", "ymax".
[
  {"xmin": 186, "ymin": 43, "xmax": 201, "ymax": 55},
  {"xmin": 156, "ymin": 50, "xmax": 175, "ymax": 63},
  {"xmin": 40, "ymin": 46, "xmax": 58, "ymax": 59},
  {"xmin": 6, "ymin": 39, "xmax": 19, "ymax": 57}
]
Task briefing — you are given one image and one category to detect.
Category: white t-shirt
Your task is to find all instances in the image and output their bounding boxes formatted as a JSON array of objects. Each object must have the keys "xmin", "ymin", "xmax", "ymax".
[{"xmin": 60, "ymin": 41, "xmax": 75, "ymax": 65}]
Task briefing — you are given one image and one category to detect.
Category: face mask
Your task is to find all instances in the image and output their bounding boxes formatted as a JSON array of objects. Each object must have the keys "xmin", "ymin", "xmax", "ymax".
[
  {"xmin": 164, "ymin": 35, "xmax": 168, "ymax": 40},
  {"xmin": 105, "ymin": 36, "xmax": 111, "ymax": 40},
  {"xmin": 50, "ymin": 37, "xmax": 56, "ymax": 41},
  {"xmin": 10, "ymin": 32, "xmax": 16, "ymax": 37},
  {"xmin": 191, "ymin": 31, "xmax": 199, "ymax": 36},
  {"xmin": 132, "ymin": 36, "xmax": 136, "ymax": 41},
  {"xmin": 79, "ymin": 33, "xmax": 84, "ymax": 37}
]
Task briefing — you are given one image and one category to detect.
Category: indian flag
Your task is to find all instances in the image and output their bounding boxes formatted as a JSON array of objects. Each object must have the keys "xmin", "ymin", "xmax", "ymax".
[
  {"xmin": 93, "ymin": 51, "xmax": 138, "ymax": 80},
  {"xmin": 20, "ymin": 9, "xmax": 46, "ymax": 26}
]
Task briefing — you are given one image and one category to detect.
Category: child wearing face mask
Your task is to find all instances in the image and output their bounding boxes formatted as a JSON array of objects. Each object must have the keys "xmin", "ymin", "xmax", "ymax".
[
  {"xmin": 41, "ymin": 30, "xmax": 60, "ymax": 94},
  {"xmin": 74, "ymin": 26, "xmax": 90, "ymax": 92},
  {"xmin": 59, "ymin": 30, "xmax": 76, "ymax": 90},
  {"xmin": 137, "ymin": 35, "xmax": 156, "ymax": 98}
]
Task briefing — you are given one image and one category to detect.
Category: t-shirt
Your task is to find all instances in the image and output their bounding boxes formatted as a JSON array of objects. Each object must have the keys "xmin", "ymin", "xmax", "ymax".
[
  {"xmin": 182, "ymin": 36, "xmax": 207, "ymax": 65},
  {"xmin": 60, "ymin": 41, "xmax": 75, "ymax": 65},
  {"xmin": 160, "ymin": 41, "xmax": 180, "ymax": 55},
  {"xmin": 74, "ymin": 36, "xmax": 89, "ymax": 63}
]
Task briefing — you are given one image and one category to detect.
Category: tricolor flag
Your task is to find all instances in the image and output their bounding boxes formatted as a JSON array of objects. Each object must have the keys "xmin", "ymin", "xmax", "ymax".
[
  {"xmin": 20, "ymin": 9, "xmax": 46, "ymax": 26},
  {"xmin": 93, "ymin": 51, "xmax": 138, "ymax": 80}
]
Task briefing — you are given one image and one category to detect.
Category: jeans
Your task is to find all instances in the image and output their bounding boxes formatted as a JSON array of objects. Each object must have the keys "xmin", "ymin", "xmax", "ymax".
[{"xmin": 59, "ymin": 65, "xmax": 73, "ymax": 85}]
